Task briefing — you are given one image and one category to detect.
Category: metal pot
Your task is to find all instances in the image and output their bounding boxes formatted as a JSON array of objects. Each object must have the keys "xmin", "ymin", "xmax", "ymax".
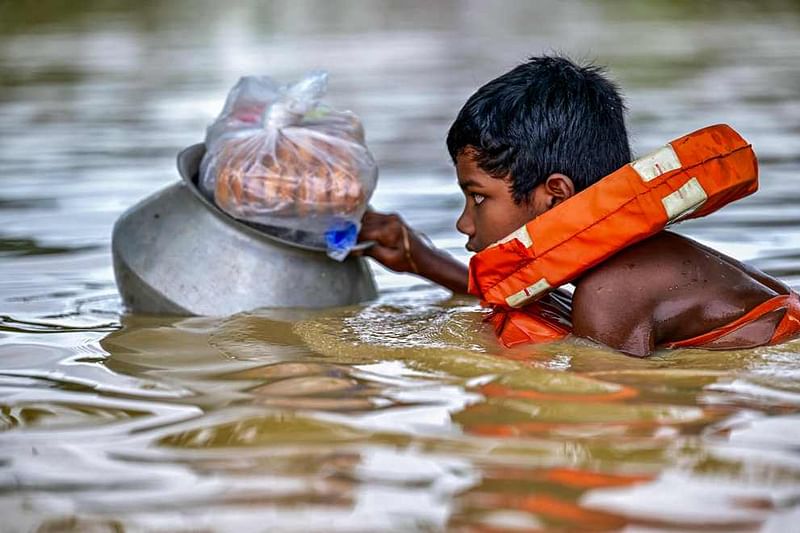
[{"xmin": 111, "ymin": 144, "xmax": 377, "ymax": 315}]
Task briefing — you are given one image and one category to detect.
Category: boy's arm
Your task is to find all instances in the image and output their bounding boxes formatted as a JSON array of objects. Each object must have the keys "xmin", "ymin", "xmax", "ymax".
[
  {"xmin": 572, "ymin": 283, "xmax": 656, "ymax": 357},
  {"xmin": 571, "ymin": 255, "xmax": 657, "ymax": 357},
  {"xmin": 357, "ymin": 211, "xmax": 469, "ymax": 294}
]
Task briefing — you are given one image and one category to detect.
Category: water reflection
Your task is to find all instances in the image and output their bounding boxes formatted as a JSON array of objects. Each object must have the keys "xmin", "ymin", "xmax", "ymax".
[{"xmin": 1, "ymin": 0, "xmax": 800, "ymax": 530}]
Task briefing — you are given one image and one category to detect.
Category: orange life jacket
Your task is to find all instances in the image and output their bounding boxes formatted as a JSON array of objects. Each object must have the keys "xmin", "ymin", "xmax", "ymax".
[{"xmin": 468, "ymin": 124, "xmax": 759, "ymax": 347}]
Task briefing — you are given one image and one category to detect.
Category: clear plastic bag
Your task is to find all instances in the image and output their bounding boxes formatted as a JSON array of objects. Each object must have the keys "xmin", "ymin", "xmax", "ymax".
[{"xmin": 200, "ymin": 71, "xmax": 378, "ymax": 260}]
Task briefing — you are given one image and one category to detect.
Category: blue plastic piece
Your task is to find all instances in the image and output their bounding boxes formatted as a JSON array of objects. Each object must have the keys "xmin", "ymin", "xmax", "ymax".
[{"xmin": 325, "ymin": 220, "xmax": 358, "ymax": 262}]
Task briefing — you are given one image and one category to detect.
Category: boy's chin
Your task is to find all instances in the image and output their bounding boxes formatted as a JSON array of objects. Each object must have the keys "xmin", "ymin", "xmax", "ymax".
[{"xmin": 467, "ymin": 241, "xmax": 486, "ymax": 253}]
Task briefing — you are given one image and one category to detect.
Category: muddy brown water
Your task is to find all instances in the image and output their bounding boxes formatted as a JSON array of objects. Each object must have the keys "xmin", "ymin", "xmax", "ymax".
[{"xmin": 1, "ymin": 1, "xmax": 800, "ymax": 531}]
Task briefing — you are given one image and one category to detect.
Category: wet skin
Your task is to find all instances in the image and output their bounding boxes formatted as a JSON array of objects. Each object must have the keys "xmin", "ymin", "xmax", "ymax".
[
  {"xmin": 572, "ymin": 231, "xmax": 790, "ymax": 356},
  {"xmin": 359, "ymin": 151, "xmax": 791, "ymax": 357}
]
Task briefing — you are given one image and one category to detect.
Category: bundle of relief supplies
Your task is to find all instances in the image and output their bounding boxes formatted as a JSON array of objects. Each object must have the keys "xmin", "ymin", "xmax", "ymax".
[{"xmin": 200, "ymin": 71, "xmax": 378, "ymax": 260}]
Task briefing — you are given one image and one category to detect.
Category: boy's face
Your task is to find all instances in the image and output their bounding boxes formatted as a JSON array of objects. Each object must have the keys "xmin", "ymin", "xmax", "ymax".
[{"xmin": 455, "ymin": 151, "xmax": 541, "ymax": 252}]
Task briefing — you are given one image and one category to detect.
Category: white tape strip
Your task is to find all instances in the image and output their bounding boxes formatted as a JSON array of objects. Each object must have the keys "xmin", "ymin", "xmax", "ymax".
[
  {"xmin": 662, "ymin": 177, "xmax": 708, "ymax": 222},
  {"xmin": 505, "ymin": 278, "xmax": 552, "ymax": 308},
  {"xmin": 632, "ymin": 144, "xmax": 682, "ymax": 182},
  {"xmin": 494, "ymin": 225, "xmax": 533, "ymax": 248}
]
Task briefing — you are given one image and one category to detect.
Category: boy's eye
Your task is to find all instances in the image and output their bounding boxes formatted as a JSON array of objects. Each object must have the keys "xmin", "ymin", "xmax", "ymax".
[{"xmin": 472, "ymin": 193, "xmax": 486, "ymax": 205}]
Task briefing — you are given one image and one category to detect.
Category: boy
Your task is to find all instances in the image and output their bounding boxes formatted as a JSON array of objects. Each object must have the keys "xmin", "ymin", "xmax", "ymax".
[{"xmin": 357, "ymin": 56, "xmax": 798, "ymax": 357}]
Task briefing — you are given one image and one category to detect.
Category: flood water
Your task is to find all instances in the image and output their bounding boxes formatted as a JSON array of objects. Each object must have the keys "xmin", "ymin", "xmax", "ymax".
[{"xmin": 1, "ymin": 1, "xmax": 800, "ymax": 531}]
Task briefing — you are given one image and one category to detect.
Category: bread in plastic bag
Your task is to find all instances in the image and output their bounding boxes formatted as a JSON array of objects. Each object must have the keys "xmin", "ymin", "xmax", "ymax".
[{"xmin": 199, "ymin": 71, "xmax": 378, "ymax": 260}]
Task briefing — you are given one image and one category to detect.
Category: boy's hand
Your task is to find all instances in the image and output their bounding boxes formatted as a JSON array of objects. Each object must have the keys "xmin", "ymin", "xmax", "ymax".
[
  {"xmin": 357, "ymin": 211, "xmax": 422, "ymax": 274},
  {"xmin": 357, "ymin": 210, "xmax": 469, "ymax": 294}
]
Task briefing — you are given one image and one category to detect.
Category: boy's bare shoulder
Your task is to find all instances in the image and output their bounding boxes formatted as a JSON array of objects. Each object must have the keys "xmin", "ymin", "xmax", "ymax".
[
  {"xmin": 570, "ymin": 233, "xmax": 686, "ymax": 355},
  {"xmin": 571, "ymin": 231, "xmax": 782, "ymax": 356},
  {"xmin": 575, "ymin": 231, "xmax": 700, "ymax": 307},
  {"xmin": 574, "ymin": 231, "xmax": 782, "ymax": 301}
]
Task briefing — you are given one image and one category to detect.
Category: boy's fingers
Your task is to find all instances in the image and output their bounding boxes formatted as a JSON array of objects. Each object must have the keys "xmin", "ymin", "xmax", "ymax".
[
  {"xmin": 348, "ymin": 240, "xmax": 376, "ymax": 257},
  {"xmin": 364, "ymin": 242, "xmax": 402, "ymax": 265},
  {"xmin": 361, "ymin": 209, "xmax": 385, "ymax": 224},
  {"xmin": 358, "ymin": 223, "xmax": 399, "ymax": 249},
  {"xmin": 357, "ymin": 211, "xmax": 411, "ymax": 271},
  {"xmin": 358, "ymin": 214, "xmax": 386, "ymax": 234},
  {"xmin": 361, "ymin": 210, "xmax": 401, "ymax": 227},
  {"xmin": 357, "ymin": 224, "xmax": 379, "ymax": 243}
]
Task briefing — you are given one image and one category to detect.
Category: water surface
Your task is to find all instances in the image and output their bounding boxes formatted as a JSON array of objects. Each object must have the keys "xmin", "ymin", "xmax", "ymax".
[{"xmin": 1, "ymin": 1, "xmax": 800, "ymax": 530}]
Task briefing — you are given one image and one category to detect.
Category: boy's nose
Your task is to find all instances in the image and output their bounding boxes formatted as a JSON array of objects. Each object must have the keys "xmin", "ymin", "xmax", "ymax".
[{"xmin": 456, "ymin": 208, "xmax": 474, "ymax": 237}]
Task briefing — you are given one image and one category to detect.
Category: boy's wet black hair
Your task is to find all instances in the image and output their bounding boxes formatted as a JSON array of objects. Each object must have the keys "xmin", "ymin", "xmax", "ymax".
[{"xmin": 446, "ymin": 55, "xmax": 631, "ymax": 202}]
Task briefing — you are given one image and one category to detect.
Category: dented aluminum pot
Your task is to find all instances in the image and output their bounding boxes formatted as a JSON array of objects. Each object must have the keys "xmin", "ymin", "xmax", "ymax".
[{"xmin": 111, "ymin": 144, "xmax": 377, "ymax": 315}]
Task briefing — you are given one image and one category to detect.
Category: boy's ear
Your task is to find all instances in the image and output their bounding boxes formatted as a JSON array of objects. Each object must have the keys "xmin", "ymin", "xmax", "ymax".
[{"xmin": 544, "ymin": 173, "xmax": 575, "ymax": 208}]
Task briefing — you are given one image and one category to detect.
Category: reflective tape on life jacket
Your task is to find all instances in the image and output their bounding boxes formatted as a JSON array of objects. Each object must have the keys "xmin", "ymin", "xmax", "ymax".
[{"xmin": 468, "ymin": 124, "xmax": 758, "ymax": 346}]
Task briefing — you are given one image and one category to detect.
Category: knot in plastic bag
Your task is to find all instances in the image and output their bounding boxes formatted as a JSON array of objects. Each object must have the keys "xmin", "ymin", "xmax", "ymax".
[{"xmin": 264, "ymin": 70, "xmax": 328, "ymax": 129}]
